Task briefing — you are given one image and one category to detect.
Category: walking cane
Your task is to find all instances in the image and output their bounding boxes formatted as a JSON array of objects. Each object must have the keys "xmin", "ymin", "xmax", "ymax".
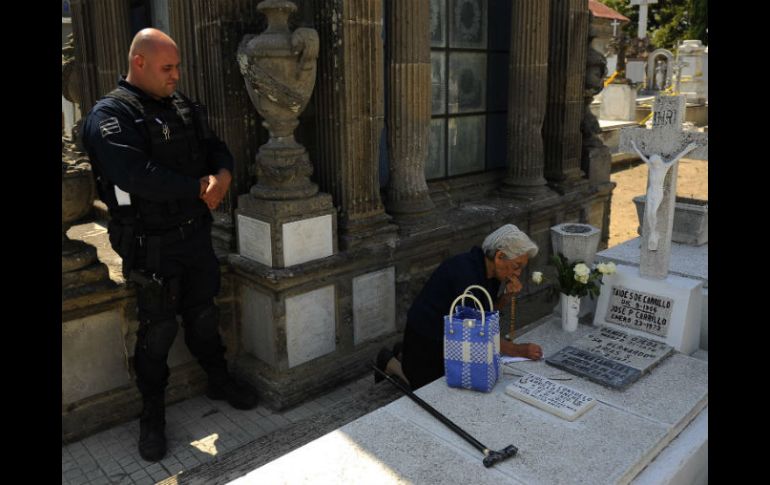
[{"xmin": 370, "ymin": 363, "xmax": 518, "ymax": 468}]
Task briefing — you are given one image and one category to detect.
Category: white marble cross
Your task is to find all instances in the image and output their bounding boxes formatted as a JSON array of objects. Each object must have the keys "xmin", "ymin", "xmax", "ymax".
[
  {"xmin": 630, "ymin": 0, "xmax": 658, "ymax": 40},
  {"xmin": 611, "ymin": 19, "xmax": 621, "ymax": 37},
  {"xmin": 619, "ymin": 95, "xmax": 707, "ymax": 280}
]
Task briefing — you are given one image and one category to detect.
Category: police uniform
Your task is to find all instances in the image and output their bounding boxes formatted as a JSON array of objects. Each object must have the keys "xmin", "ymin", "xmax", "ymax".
[{"xmin": 83, "ymin": 78, "xmax": 252, "ymax": 460}]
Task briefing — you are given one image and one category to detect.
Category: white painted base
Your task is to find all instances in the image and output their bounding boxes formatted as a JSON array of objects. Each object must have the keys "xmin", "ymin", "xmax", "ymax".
[{"xmin": 593, "ymin": 264, "xmax": 703, "ymax": 354}]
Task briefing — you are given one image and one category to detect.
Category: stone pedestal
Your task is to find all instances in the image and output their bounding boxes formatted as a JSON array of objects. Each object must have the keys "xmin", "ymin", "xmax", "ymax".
[
  {"xmin": 600, "ymin": 83, "xmax": 637, "ymax": 121},
  {"xmin": 593, "ymin": 264, "xmax": 703, "ymax": 354},
  {"xmin": 236, "ymin": 194, "xmax": 337, "ymax": 269},
  {"xmin": 550, "ymin": 223, "xmax": 601, "ymax": 265}
]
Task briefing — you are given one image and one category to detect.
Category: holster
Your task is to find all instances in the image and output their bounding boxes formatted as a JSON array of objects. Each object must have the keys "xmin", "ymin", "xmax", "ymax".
[{"xmin": 130, "ymin": 270, "xmax": 180, "ymax": 315}]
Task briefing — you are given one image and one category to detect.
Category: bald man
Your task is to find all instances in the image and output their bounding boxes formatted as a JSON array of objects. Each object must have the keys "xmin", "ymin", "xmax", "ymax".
[{"xmin": 83, "ymin": 28, "xmax": 256, "ymax": 462}]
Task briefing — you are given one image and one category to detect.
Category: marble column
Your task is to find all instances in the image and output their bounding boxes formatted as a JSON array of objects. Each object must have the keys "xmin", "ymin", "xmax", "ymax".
[
  {"xmin": 71, "ymin": 0, "xmax": 132, "ymax": 112},
  {"xmin": 500, "ymin": 0, "xmax": 555, "ymax": 200},
  {"xmin": 384, "ymin": 0, "xmax": 435, "ymax": 221},
  {"xmin": 543, "ymin": 0, "xmax": 589, "ymax": 189},
  {"xmin": 315, "ymin": 0, "xmax": 396, "ymax": 250}
]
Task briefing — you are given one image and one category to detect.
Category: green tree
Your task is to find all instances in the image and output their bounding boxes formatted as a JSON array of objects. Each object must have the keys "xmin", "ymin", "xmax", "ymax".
[{"xmin": 598, "ymin": 0, "xmax": 707, "ymax": 50}]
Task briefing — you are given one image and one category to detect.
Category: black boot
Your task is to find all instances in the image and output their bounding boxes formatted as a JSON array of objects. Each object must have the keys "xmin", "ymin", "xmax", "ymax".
[
  {"xmin": 138, "ymin": 394, "xmax": 167, "ymax": 462},
  {"xmin": 207, "ymin": 376, "xmax": 258, "ymax": 410}
]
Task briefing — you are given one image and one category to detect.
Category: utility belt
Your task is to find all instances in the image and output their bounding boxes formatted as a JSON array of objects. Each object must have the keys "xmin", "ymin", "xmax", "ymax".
[
  {"xmin": 138, "ymin": 213, "xmax": 212, "ymax": 273},
  {"xmin": 109, "ymin": 212, "xmax": 211, "ymax": 279}
]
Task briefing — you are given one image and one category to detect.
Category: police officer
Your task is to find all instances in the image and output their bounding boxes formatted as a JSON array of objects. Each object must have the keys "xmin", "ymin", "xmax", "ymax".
[{"xmin": 82, "ymin": 28, "xmax": 257, "ymax": 462}]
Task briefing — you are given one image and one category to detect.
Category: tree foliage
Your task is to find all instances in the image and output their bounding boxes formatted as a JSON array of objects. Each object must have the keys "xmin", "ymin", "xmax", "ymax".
[{"xmin": 598, "ymin": 0, "xmax": 707, "ymax": 50}]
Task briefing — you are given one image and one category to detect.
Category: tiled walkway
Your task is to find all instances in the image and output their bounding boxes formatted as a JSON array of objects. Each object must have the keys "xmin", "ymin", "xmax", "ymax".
[{"xmin": 62, "ymin": 374, "xmax": 374, "ymax": 485}]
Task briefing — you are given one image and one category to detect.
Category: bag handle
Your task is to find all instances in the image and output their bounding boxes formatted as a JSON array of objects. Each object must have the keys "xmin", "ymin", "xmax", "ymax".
[
  {"xmin": 461, "ymin": 285, "xmax": 494, "ymax": 312},
  {"xmin": 447, "ymin": 293, "xmax": 485, "ymax": 335}
]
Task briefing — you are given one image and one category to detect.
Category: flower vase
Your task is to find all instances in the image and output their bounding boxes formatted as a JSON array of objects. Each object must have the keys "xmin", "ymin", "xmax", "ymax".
[{"xmin": 560, "ymin": 293, "xmax": 580, "ymax": 332}]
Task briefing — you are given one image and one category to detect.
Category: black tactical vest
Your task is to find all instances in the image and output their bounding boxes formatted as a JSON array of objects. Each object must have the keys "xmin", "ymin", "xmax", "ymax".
[{"xmin": 103, "ymin": 87, "xmax": 210, "ymax": 229}]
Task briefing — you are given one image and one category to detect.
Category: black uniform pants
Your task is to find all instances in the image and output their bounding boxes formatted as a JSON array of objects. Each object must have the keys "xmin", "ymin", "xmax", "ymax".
[
  {"xmin": 132, "ymin": 220, "xmax": 228, "ymax": 397},
  {"xmin": 401, "ymin": 325, "xmax": 445, "ymax": 391}
]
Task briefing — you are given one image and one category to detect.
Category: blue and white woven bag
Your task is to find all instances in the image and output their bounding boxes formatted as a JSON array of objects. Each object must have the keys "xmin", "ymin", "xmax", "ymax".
[{"xmin": 443, "ymin": 285, "xmax": 501, "ymax": 393}]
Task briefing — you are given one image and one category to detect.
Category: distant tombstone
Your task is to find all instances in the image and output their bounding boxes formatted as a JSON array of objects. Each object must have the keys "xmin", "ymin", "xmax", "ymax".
[
  {"xmin": 677, "ymin": 40, "xmax": 707, "ymax": 103},
  {"xmin": 629, "ymin": 0, "xmax": 659, "ymax": 40},
  {"xmin": 626, "ymin": 60, "xmax": 646, "ymax": 84},
  {"xmin": 505, "ymin": 374, "xmax": 597, "ymax": 421},
  {"xmin": 646, "ymin": 49, "xmax": 674, "ymax": 91}
]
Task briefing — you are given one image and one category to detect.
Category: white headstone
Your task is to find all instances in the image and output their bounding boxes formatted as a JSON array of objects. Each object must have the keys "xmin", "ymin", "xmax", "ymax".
[
  {"xmin": 285, "ymin": 285, "xmax": 336, "ymax": 368},
  {"xmin": 594, "ymin": 264, "xmax": 703, "ymax": 354},
  {"xmin": 353, "ymin": 267, "xmax": 396, "ymax": 345},
  {"xmin": 599, "ymin": 84, "xmax": 637, "ymax": 121},
  {"xmin": 505, "ymin": 374, "xmax": 597, "ymax": 421}
]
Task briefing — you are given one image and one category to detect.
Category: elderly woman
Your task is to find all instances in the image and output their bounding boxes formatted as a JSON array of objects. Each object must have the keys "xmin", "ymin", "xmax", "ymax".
[{"xmin": 377, "ymin": 224, "xmax": 543, "ymax": 390}]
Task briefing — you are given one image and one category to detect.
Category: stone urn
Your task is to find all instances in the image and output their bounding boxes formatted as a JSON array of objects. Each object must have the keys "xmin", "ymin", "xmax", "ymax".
[
  {"xmin": 237, "ymin": 0, "xmax": 320, "ymax": 200},
  {"xmin": 550, "ymin": 223, "xmax": 601, "ymax": 266}
]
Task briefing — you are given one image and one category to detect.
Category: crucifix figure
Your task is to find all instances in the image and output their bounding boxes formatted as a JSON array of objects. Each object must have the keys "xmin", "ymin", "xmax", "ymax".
[
  {"xmin": 630, "ymin": 140, "xmax": 698, "ymax": 251},
  {"xmin": 630, "ymin": 0, "xmax": 659, "ymax": 40},
  {"xmin": 619, "ymin": 95, "xmax": 707, "ymax": 279}
]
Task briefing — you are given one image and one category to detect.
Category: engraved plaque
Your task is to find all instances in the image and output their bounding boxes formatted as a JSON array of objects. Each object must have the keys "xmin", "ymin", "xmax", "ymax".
[
  {"xmin": 353, "ymin": 268, "xmax": 396, "ymax": 345},
  {"xmin": 546, "ymin": 346, "xmax": 641, "ymax": 390},
  {"xmin": 605, "ymin": 285, "xmax": 674, "ymax": 337},
  {"xmin": 572, "ymin": 327, "xmax": 673, "ymax": 373},
  {"xmin": 237, "ymin": 214, "xmax": 272, "ymax": 266},
  {"xmin": 505, "ymin": 374, "xmax": 597, "ymax": 421}
]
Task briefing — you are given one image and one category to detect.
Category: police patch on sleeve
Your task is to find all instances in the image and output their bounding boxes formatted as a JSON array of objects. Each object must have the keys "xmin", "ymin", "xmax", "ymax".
[{"xmin": 99, "ymin": 117, "xmax": 121, "ymax": 137}]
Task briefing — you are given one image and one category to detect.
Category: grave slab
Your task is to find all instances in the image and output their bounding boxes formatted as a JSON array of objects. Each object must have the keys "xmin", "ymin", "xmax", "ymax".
[
  {"xmin": 570, "ymin": 326, "xmax": 674, "ymax": 372},
  {"xmin": 229, "ymin": 314, "xmax": 706, "ymax": 484}
]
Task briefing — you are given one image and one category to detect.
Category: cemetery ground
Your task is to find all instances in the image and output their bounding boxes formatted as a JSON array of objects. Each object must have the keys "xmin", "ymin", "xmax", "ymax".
[{"xmin": 62, "ymin": 158, "xmax": 708, "ymax": 484}]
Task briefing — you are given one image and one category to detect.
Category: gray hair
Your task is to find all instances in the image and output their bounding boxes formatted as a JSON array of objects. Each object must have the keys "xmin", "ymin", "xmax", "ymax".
[{"xmin": 482, "ymin": 224, "xmax": 539, "ymax": 260}]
